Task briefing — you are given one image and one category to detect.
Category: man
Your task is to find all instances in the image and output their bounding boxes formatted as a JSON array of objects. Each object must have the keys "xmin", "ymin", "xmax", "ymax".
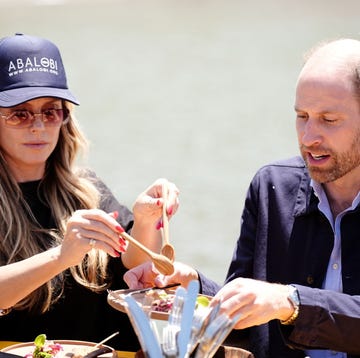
[{"xmin": 124, "ymin": 39, "xmax": 360, "ymax": 357}]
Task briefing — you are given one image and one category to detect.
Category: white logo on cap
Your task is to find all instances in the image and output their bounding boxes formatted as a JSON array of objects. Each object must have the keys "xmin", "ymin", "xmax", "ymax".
[{"xmin": 8, "ymin": 57, "xmax": 58, "ymax": 77}]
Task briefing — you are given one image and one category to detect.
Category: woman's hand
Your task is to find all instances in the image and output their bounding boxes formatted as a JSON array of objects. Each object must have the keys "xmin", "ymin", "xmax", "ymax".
[
  {"xmin": 60, "ymin": 209, "xmax": 126, "ymax": 267},
  {"xmin": 0, "ymin": 209, "xmax": 127, "ymax": 309},
  {"xmin": 123, "ymin": 178, "xmax": 180, "ymax": 268},
  {"xmin": 132, "ymin": 178, "xmax": 180, "ymax": 228},
  {"xmin": 123, "ymin": 261, "xmax": 199, "ymax": 289}
]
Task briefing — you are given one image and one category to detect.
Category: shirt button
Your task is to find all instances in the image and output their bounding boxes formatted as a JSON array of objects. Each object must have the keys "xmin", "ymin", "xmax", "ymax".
[{"xmin": 332, "ymin": 263, "xmax": 338, "ymax": 270}]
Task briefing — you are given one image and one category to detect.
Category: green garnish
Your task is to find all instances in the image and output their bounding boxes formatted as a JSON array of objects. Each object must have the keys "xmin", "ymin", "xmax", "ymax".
[
  {"xmin": 196, "ymin": 295, "xmax": 210, "ymax": 308},
  {"xmin": 32, "ymin": 334, "xmax": 55, "ymax": 358},
  {"xmin": 34, "ymin": 334, "xmax": 47, "ymax": 348}
]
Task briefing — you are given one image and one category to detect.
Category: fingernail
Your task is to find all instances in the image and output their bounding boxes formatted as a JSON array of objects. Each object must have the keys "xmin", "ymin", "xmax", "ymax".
[
  {"xmin": 167, "ymin": 206, "xmax": 173, "ymax": 216},
  {"xmin": 119, "ymin": 237, "xmax": 126, "ymax": 245},
  {"xmin": 115, "ymin": 225, "xmax": 124, "ymax": 233},
  {"xmin": 109, "ymin": 211, "xmax": 119, "ymax": 219},
  {"xmin": 114, "ymin": 250, "xmax": 121, "ymax": 257},
  {"xmin": 156, "ymin": 199, "xmax": 161, "ymax": 206},
  {"xmin": 156, "ymin": 220, "xmax": 163, "ymax": 230}
]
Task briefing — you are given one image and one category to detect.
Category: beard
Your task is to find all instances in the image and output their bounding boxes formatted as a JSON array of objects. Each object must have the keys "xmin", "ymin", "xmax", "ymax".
[{"xmin": 300, "ymin": 130, "xmax": 360, "ymax": 183}]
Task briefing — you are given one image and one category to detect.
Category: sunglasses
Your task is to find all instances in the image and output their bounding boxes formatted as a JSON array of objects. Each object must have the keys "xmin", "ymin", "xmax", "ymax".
[{"xmin": 0, "ymin": 108, "xmax": 69, "ymax": 128}]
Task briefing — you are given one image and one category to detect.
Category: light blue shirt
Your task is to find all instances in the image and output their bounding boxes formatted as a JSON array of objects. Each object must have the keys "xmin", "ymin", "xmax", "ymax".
[{"xmin": 305, "ymin": 181, "xmax": 360, "ymax": 358}]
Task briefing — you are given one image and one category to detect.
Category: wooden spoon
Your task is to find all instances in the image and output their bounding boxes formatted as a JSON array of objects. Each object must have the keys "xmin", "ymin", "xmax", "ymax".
[
  {"xmin": 160, "ymin": 183, "xmax": 175, "ymax": 262},
  {"xmin": 120, "ymin": 231, "xmax": 174, "ymax": 275},
  {"xmin": 94, "ymin": 331, "xmax": 120, "ymax": 348}
]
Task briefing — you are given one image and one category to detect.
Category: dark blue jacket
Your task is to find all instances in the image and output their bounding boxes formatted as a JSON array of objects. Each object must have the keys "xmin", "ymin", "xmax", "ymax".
[{"xmin": 200, "ymin": 156, "xmax": 360, "ymax": 358}]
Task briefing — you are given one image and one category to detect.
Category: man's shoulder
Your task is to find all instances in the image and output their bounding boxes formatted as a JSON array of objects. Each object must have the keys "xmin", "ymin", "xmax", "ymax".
[
  {"xmin": 253, "ymin": 156, "xmax": 309, "ymax": 184},
  {"xmin": 257, "ymin": 156, "xmax": 306, "ymax": 174},
  {"xmin": 249, "ymin": 157, "xmax": 312, "ymax": 212},
  {"xmin": 262, "ymin": 156, "xmax": 306, "ymax": 170}
]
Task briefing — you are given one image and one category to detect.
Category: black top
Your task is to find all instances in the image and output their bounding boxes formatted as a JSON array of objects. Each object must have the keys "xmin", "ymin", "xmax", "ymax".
[{"xmin": 0, "ymin": 176, "xmax": 141, "ymax": 352}]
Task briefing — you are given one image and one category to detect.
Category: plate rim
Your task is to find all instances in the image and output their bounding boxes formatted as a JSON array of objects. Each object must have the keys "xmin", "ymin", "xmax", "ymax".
[
  {"xmin": 1, "ymin": 340, "xmax": 115, "ymax": 356},
  {"xmin": 107, "ymin": 288, "xmax": 213, "ymax": 321}
]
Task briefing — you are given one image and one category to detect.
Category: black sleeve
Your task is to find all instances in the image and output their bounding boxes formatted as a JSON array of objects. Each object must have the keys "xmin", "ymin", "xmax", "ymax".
[
  {"xmin": 197, "ymin": 270, "xmax": 221, "ymax": 296},
  {"xmin": 107, "ymin": 256, "xmax": 129, "ymax": 288},
  {"xmin": 280, "ymin": 284, "xmax": 360, "ymax": 354},
  {"xmin": 224, "ymin": 174, "xmax": 259, "ymax": 283}
]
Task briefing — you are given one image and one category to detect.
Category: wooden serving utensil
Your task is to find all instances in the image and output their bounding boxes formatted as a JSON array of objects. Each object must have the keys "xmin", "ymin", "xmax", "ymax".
[
  {"xmin": 119, "ymin": 231, "xmax": 174, "ymax": 275},
  {"xmin": 75, "ymin": 332, "xmax": 119, "ymax": 358},
  {"xmin": 94, "ymin": 332, "xmax": 119, "ymax": 348},
  {"xmin": 160, "ymin": 183, "xmax": 175, "ymax": 262}
]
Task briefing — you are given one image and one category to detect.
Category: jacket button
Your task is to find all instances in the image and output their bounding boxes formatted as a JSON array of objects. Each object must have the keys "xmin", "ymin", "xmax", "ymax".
[{"xmin": 307, "ymin": 275, "xmax": 314, "ymax": 285}]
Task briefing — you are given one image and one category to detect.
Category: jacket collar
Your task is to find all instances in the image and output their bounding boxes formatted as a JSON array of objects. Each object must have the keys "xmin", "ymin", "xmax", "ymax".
[
  {"xmin": 293, "ymin": 163, "xmax": 319, "ymax": 217},
  {"xmin": 293, "ymin": 164, "xmax": 360, "ymax": 217}
]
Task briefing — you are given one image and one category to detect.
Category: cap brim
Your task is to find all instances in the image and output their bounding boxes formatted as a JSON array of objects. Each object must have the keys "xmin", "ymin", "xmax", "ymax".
[{"xmin": 0, "ymin": 87, "xmax": 80, "ymax": 107}]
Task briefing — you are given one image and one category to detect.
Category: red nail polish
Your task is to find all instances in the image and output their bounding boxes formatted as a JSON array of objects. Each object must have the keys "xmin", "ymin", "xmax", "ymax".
[
  {"xmin": 116, "ymin": 225, "xmax": 124, "ymax": 233},
  {"xmin": 119, "ymin": 237, "xmax": 126, "ymax": 245},
  {"xmin": 114, "ymin": 250, "xmax": 121, "ymax": 257},
  {"xmin": 167, "ymin": 206, "xmax": 173, "ymax": 216},
  {"xmin": 156, "ymin": 220, "xmax": 163, "ymax": 230},
  {"xmin": 156, "ymin": 199, "xmax": 161, "ymax": 206},
  {"xmin": 113, "ymin": 211, "xmax": 119, "ymax": 219}
]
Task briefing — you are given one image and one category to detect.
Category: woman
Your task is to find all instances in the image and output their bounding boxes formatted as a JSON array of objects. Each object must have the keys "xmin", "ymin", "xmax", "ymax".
[{"xmin": 0, "ymin": 33, "xmax": 179, "ymax": 351}]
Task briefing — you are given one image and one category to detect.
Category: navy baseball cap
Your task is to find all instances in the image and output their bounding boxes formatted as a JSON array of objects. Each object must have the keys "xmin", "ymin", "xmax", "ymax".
[{"xmin": 0, "ymin": 33, "xmax": 79, "ymax": 107}]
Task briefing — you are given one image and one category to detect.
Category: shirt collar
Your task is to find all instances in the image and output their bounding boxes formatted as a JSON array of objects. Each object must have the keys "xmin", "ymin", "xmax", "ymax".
[{"xmin": 310, "ymin": 179, "xmax": 360, "ymax": 214}]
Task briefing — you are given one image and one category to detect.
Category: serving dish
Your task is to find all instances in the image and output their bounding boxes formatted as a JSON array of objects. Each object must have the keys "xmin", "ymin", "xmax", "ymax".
[
  {"xmin": 107, "ymin": 288, "xmax": 212, "ymax": 321},
  {"xmin": 1, "ymin": 340, "xmax": 116, "ymax": 358}
]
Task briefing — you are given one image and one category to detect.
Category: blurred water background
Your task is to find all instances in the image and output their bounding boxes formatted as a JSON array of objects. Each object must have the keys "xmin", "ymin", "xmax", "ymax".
[{"xmin": 1, "ymin": 0, "xmax": 360, "ymax": 283}]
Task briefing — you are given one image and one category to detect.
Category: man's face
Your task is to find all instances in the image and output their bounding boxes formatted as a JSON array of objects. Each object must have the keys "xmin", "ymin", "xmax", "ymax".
[{"xmin": 295, "ymin": 69, "xmax": 360, "ymax": 184}]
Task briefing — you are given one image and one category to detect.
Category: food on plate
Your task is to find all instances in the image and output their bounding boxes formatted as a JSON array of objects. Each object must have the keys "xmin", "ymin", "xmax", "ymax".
[
  {"xmin": 145, "ymin": 289, "xmax": 210, "ymax": 313},
  {"xmin": 25, "ymin": 334, "xmax": 63, "ymax": 358},
  {"xmin": 196, "ymin": 295, "xmax": 211, "ymax": 308},
  {"xmin": 147, "ymin": 290, "xmax": 174, "ymax": 312},
  {"xmin": 107, "ymin": 287, "xmax": 213, "ymax": 321},
  {"xmin": 19, "ymin": 334, "xmax": 112, "ymax": 358}
]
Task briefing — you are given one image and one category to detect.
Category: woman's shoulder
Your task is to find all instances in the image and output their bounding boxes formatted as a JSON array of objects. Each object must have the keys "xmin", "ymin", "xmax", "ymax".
[
  {"xmin": 75, "ymin": 167, "xmax": 134, "ymax": 230},
  {"xmin": 75, "ymin": 167, "xmax": 98, "ymax": 180},
  {"xmin": 75, "ymin": 168, "xmax": 106, "ymax": 190}
]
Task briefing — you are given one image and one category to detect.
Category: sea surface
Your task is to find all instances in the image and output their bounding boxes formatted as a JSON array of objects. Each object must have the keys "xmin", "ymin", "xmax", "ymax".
[{"xmin": 1, "ymin": 0, "xmax": 360, "ymax": 283}]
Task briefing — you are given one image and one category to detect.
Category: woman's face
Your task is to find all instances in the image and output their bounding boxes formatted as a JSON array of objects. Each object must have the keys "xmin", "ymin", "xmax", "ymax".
[{"xmin": 0, "ymin": 97, "xmax": 65, "ymax": 182}]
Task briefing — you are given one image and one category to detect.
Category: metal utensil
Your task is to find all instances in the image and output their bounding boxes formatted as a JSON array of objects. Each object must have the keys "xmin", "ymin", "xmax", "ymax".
[
  {"xmin": 162, "ymin": 286, "xmax": 186, "ymax": 357},
  {"xmin": 187, "ymin": 299, "xmax": 222, "ymax": 355},
  {"xmin": 194, "ymin": 312, "xmax": 241, "ymax": 358},
  {"xmin": 83, "ymin": 346, "xmax": 112, "ymax": 358},
  {"xmin": 177, "ymin": 280, "xmax": 200, "ymax": 358},
  {"xmin": 124, "ymin": 295, "xmax": 163, "ymax": 358},
  {"xmin": 107, "ymin": 283, "xmax": 180, "ymax": 298}
]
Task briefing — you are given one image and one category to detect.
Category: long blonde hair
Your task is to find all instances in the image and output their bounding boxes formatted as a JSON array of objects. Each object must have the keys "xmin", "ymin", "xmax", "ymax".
[{"xmin": 0, "ymin": 102, "xmax": 109, "ymax": 313}]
